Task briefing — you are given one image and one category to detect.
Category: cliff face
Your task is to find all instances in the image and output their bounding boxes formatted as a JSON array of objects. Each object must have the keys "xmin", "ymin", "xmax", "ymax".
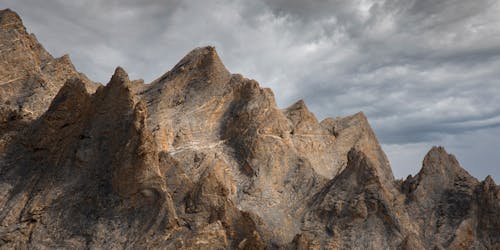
[{"xmin": 0, "ymin": 9, "xmax": 499, "ymax": 249}]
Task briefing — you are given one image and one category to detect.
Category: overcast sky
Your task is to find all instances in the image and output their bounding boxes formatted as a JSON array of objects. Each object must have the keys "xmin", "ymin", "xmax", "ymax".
[{"xmin": 3, "ymin": 0, "xmax": 500, "ymax": 182}]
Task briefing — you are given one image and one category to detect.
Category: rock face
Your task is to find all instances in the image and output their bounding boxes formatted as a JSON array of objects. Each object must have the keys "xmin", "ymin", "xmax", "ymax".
[
  {"xmin": 0, "ymin": 9, "xmax": 499, "ymax": 249},
  {"xmin": 0, "ymin": 9, "xmax": 96, "ymax": 124}
]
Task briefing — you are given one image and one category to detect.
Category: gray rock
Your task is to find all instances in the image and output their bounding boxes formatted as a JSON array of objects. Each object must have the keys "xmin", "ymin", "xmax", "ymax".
[{"xmin": 0, "ymin": 9, "xmax": 499, "ymax": 250}]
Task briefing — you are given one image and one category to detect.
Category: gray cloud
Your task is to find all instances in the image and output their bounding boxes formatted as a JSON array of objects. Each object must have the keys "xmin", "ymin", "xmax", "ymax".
[{"xmin": 2, "ymin": 0, "xmax": 499, "ymax": 181}]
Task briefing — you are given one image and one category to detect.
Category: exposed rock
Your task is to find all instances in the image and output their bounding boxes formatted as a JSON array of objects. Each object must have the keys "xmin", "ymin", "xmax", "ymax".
[
  {"xmin": 0, "ymin": 9, "xmax": 499, "ymax": 249},
  {"xmin": 400, "ymin": 147, "xmax": 485, "ymax": 249},
  {"xmin": 476, "ymin": 175, "xmax": 500, "ymax": 248},
  {"xmin": 0, "ymin": 9, "xmax": 96, "ymax": 125},
  {"xmin": 303, "ymin": 149, "xmax": 408, "ymax": 249}
]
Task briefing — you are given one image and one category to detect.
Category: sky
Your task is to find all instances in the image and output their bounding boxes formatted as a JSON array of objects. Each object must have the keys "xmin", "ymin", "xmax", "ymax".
[{"xmin": 3, "ymin": 0, "xmax": 500, "ymax": 182}]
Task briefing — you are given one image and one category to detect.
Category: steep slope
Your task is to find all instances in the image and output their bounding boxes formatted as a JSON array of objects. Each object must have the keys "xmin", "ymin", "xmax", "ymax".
[
  {"xmin": 0, "ymin": 9, "xmax": 95, "ymax": 124},
  {"xmin": 0, "ymin": 9, "xmax": 499, "ymax": 249},
  {"xmin": 400, "ymin": 147, "xmax": 499, "ymax": 249}
]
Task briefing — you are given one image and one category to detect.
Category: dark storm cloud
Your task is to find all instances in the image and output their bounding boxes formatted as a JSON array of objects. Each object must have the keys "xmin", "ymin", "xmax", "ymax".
[
  {"xmin": 2, "ymin": 0, "xmax": 499, "ymax": 181},
  {"xmin": 253, "ymin": 0, "xmax": 500, "ymax": 145}
]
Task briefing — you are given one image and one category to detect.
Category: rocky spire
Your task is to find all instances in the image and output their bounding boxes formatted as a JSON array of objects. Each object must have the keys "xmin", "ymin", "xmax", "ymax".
[
  {"xmin": 284, "ymin": 99, "xmax": 321, "ymax": 134},
  {"xmin": 153, "ymin": 46, "xmax": 231, "ymax": 85},
  {"xmin": 0, "ymin": 9, "xmax": 499, "ymax": 249},
  {"xmin": 403, "ymin": 146, "xmax": 478, "ymax": 197},
  {"xmin": 0, "ymin": 9, "xmax": 95, "ymax": 122},
  {"xmin": 0, "ymin": 9, "xmax": 24, "ymax": 30}
]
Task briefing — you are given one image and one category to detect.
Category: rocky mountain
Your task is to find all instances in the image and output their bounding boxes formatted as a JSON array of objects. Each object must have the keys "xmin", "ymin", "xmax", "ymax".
[{"xmin": 0, "ymin": 9, "xmax": 499, "ymax": 249}]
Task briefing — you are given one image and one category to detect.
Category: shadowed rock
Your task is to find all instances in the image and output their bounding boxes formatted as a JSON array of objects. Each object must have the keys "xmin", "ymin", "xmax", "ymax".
[{"xmin": 0, "ymin": 9, "xmax": 498, "ymax": 249}]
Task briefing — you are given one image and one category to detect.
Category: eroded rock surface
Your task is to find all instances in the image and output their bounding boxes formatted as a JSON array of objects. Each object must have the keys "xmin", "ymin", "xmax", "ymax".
[{"xmin": 0, "ymin": 9, "xmax": 499, "ymax": 249}]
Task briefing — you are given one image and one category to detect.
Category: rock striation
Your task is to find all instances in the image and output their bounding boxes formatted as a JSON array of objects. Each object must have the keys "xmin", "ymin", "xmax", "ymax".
[{"xmin": 0, "ymin": 9, "xmax": 499, "ymax": 249}]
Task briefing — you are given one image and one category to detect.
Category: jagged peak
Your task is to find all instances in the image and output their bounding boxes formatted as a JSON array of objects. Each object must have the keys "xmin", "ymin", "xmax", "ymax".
[
  {"xmin": 320, "ymin": 111, "xmax": 368, "ymax": 132},
  {"xmin": 41, "ymin": 54, "xmax": 77, "ymax": 74},
  {"xmin": 287, "ymin": 99, "xmax": 307, "ymax": 110},
  {"xmin": 2, "ymin": 10, "xmax": 500, "ymax": 249},
  {"xmin": 59, "ymin": 77, "xmax": 88, "ymax": 94},
  {"xmin": 350, "ymin": 111, "xmax": 368, "ymax": 123},
  {"xmin": 420, "ymin": 146, "xmax": 464, "ymax": 176},
  {"xmin": 314, "ymin": 148, "xmax": 394, "ymax": 197},
  {"xmin": 173, "ymin": 46, "xmax": 224, "ymax": 70},
  {"xmin": 343, "ymin": 112, "xmax": 372, "ymax": 132},
  {"xmin": 55, "ymin": 54, "xmax": 73, "ymax": 65},
  {"xmin": 285, "ymin": 99, "xmax": 315, "ymax": 117},
  {"xmin": 0, "ymin": 9, "xmax": 52, "ymax": 79},
  {"xmin": 426, "ymin": 145, "xmax": 448, "ymax": 155},
  {"xmin": 47, "ymin": 77, "xmax": 90, "ymax": 113},
  {"xmin": 284, "ymin": 99, "xmax": 321, "ymax": 132},
  {"xmin": 93, "ymin": 67, "xmax": 136, "ymax": 112},
  {"xmin": 153, "ymin": 46, "xmax": 231, "ymax": 85},
  {"xmin": 0, "ymin": 9, "xmax": 24, "ymax": 30},
  {"xmin": 345, "ymin": 148, "xmax": 385, "ymax": 185},
  {"xmin": 30, "ymin": 78, "xmax": 91, "ymax": 153},
  {"xmin": 403, "ymin": 146, "xmax": 479, "ymax": 197},
  {"xmin": 347, "ymin": 148, "xmax": 374, "ymax": 171},
  {"xmin": 311, "ymin": 148, "xmax": 399, "ymax": 222},
  {"xmin": 285, "ymin": 100, "xmax": 310, "ymax": 114},
  {"xmin": 108, "ymin": 66, "xmax": 131, "ymax": 88},
  {"xmin": 416, "ymin": 146, "xmax": 480, "ymax": 186},
  {"xmin": 479, "ymin": 175, "xmax": 499, "ymax": 198},
  {"xmin": 483, "ymin": 175, "xmax": 497, "ymax": 187}
]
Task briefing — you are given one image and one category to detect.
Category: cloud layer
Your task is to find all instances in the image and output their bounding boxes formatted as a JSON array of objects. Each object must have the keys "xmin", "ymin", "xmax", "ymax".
[{"xmin": 3, "ymin": 0, "xmax": 500, "ymax": 181}]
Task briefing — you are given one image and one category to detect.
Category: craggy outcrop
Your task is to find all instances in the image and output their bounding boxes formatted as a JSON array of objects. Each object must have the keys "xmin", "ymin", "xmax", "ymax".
[
  {"xmin": 0, "ymin": 9, "xmax": 96, "ymax": 124},
  {"xmin": 0, "ymin": 9, "xmax": 499, "ymax": 249}
]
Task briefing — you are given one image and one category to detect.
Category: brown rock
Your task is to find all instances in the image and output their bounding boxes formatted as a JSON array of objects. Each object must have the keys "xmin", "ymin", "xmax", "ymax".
[
  {"xmin": 0, "ymin": 9, "xmax": 96, "ymax": 124},
  {"xmin": 0, "ymin": 9, "xmax": 499, "ymax": 249}
]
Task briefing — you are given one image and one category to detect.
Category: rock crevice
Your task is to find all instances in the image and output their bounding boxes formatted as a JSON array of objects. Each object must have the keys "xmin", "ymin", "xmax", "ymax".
[{"xmin": 0, "ymin": 9, "xmax": 498, "ymax": 249}]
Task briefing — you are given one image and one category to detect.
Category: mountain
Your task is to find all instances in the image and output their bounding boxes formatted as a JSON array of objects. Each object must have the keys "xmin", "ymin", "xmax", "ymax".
[{"xmin": 0, "ymin": 9, "xmax": 499, "ymax": 249}]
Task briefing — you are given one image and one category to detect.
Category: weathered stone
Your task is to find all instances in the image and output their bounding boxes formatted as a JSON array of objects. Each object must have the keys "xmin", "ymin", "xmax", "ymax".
[
  {"xmin": 0, "ymin": 9, "xmax": 96, "ymax": 125},
  {"xmin": 0, "ymin": 9, "xmax": 499, "ymax": 250}
]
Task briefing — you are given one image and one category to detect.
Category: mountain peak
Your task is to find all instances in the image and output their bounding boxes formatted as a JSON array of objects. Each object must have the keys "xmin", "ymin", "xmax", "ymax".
[
  {"xmin": 284, "ymin": 99, "xmax": 322, "ymax": 135},
  {"xmin": 104, "ymin": 67, "xmax": 135, "ymax": 98},
  {"xmin": 0, "ymin": 9, "xmax": 23, "ymax": 30},
  {"xmin": 174, "ymin": 46, "xmax": 221, "ymax": 68},
  {"xmin": 0, "ymin": 9, "xmax": 93, "ymax": 121},
  {"xmin": 1, "ymin": 10, "xmax": 499, "ymax": 250},
  {"xmin": 153, "ymin": 46, "xmax": 230, "ymax": 85},
  {"xmin": 110, "ymin": 66, "xmax": 130, "ymax": 85},
  {"xmin": 420, "ymin": 146, "xmax": 465, "ymax": 177},
  {"xmin": 409, "ymin": 146, "xmax": 478, "ymax": 191},
  {"xmin": 286, "ymin": 99, "xmax": 308, "ymax": 111},
  {"xmin": 484, "ymin": 175, "xmax": 496, "ymax": 186}
]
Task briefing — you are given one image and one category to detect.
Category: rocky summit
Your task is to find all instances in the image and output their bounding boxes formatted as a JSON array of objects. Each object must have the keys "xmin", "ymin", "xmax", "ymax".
[{"xmin": 0, "ymin": 9, "xmax": 499, "ymax": 249}]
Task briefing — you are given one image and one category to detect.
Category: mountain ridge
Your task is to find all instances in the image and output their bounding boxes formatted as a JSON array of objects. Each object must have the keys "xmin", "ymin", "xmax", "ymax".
[{"xmin": 0, "ymin": 9, "xmax": 498, "ymax": 249}]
